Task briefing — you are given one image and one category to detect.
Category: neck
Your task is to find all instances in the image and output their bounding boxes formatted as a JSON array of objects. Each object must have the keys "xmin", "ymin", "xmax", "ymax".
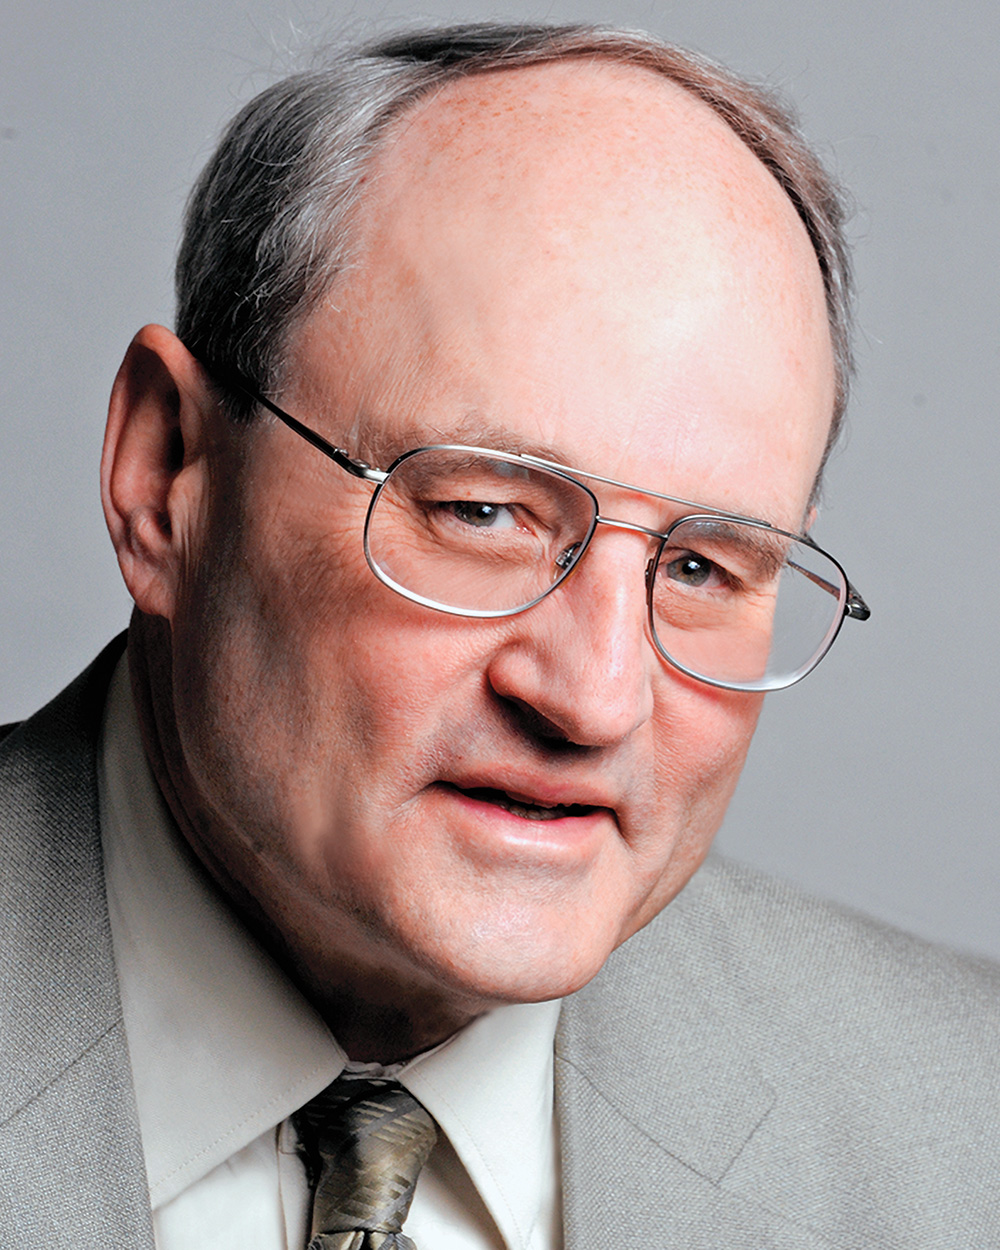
[{"xmin": 305, "ymin": 977, "xmax": 484, "ymax": 1063}]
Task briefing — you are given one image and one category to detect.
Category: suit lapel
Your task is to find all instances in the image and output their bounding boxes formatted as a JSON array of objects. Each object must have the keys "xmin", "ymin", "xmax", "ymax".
[
  {"xmin": 0, "ymin": 637, "xmax": 154, "ymax": 1246},
  {"xmin": 555, "ymin": 897, "xmax": 834, "ymax": 1249}
]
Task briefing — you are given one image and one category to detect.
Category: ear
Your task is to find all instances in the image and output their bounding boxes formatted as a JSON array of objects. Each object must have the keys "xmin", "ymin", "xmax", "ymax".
[{"xmin": 101, "ymin": 325, "xmax": 218, "ymax": 621}]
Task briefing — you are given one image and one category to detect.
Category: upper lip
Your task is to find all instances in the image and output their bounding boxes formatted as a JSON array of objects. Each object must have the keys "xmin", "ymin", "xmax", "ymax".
[{"xmin": 438, "ymin": 770, "xmax": 618, "ymax": 814}]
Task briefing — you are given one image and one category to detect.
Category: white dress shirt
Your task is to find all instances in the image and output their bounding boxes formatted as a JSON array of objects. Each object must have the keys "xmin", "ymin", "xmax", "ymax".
[{"xmin": 97, "ymin": 656, "xmax": 562, "ymax": 1250}]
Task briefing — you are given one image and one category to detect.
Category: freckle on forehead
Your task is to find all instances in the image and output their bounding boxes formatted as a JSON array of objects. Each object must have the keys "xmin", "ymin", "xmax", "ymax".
[{"xmin": 357, "ymin": 59, "xmax": 822, "ymax": 308}]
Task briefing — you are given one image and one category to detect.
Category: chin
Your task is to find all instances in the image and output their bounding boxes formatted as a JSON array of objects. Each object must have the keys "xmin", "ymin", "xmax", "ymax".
[{"xmin": 418, "ymin": 914, "xmax": 624, "ymax": 1008}]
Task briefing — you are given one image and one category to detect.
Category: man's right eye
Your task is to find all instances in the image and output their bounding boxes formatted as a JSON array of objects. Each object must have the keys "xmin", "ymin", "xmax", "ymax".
[{"xmin": 442, "ymin": 500, "xmax": 518, "ymax": 529}]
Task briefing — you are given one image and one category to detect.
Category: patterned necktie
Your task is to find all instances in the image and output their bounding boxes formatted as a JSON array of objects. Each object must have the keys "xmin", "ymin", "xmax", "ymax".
[{"xmin": 293, "ymin": 1077, "xmax": 438, "ymax": 1250}]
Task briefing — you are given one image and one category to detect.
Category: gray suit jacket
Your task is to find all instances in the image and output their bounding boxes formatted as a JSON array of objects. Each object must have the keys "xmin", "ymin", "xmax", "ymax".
[{"xmin": 3, "ymin": 640, "xmax": 1000, "ymax": 1247}]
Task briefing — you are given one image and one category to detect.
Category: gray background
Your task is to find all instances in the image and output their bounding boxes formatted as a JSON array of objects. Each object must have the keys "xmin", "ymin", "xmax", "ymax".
[{"xmin": 3, "ymin": 2, "xmax": 998, "ymax": 956}]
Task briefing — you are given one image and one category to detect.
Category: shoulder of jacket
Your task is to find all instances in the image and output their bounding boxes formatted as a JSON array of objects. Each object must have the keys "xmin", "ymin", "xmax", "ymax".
[{"xmin": 626, "ymin": 851, "xmax": 1000, "ymax": 1051}]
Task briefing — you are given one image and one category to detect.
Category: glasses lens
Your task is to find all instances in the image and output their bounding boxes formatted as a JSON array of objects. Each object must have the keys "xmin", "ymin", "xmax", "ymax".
[
  {"xmin": 365, "ymin": 448, "xmax": 597, "ymax": 614},
  {"xmin": 649, "ymin": 517, "xmax": 848, "ymax": 691}
]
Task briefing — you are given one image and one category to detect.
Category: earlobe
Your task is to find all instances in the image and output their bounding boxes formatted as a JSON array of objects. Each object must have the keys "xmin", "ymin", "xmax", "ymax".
[{"xmin": 101, "ymin": 324, "xmax": 215, "ymax": 620}]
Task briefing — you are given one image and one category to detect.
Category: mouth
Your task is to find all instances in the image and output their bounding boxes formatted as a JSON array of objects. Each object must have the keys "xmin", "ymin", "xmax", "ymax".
[{"xmin": 442, "ymin": 783, "xmax": 602, "ymax": 823}]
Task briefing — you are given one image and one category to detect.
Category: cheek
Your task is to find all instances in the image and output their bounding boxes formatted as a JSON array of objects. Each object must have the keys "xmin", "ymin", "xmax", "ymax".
[
  {"xmin": 167, "ymin": 491, "xmax": 372, "ymax": 838},
  {"xmin": 647, "ymin": 685, "xmax": 762, "ymax": 870},
  {"xmin": 607, "ymin": 686, "xmax": 762, "ymax": 948},
  {"xmin": 327, "ymin": 606, "xmax": 505, "ymax": 831},
  {"xmin": 175, "ymin": 508, "xmax": 491, "ymax": 845},
  {"xmin": 680, "ymin": 687, "xmax": 761, "ymax": 823},
  {"xmin": 659, "ymin": 689, "xmax": 761, "ymax": 801}
]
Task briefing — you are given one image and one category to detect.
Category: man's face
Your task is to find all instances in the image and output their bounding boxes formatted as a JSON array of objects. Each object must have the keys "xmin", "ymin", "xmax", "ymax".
[{"xmin": 168, "ymin": 62, "xmax": 835, "ymax": 1026}]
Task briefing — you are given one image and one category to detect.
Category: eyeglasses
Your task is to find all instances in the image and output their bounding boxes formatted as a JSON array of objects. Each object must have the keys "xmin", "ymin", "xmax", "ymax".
[{"xmin": 212, "ymin": 365, "xmax": 869, "ymax": 693}]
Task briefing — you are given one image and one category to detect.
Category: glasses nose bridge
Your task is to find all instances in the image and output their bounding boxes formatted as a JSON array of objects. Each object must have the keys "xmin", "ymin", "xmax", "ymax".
[
  {"xmin": 593, "ymin": 513, "xmax": 668, "ymax": 544},
  {"xmin": 560, "ymin": 513, "xmax": 665, "ymax": 601}
]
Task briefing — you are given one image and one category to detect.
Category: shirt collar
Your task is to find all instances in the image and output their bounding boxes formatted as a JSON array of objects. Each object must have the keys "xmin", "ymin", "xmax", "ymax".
[
  {"xmin": 402, "ymin": 999, "xmax": 562, "ymax": 1250},
  {"xmin": 98, "ymin": 653, "xmax": 561, "ymax": 1246}
]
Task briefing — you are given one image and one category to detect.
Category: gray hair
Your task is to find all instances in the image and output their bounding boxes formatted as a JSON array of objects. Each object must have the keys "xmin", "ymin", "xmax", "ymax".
[{"xmin": 176, "ymin": 22, "xmax": 853, "ymax": 471}]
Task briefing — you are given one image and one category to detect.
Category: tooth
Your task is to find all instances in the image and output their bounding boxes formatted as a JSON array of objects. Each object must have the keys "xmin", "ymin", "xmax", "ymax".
[
  {"xmin": 457, "ymin": 785, "xmax": 586, "ymax": 820},
  {"xmin": 498, "ymin": 795, "xmax": 569, "ymax": 821}
]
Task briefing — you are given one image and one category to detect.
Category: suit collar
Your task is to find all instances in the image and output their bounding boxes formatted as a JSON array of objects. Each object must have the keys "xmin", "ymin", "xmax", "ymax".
[
  {"xmin": 555, "ymin": 876, "xmax": 834, "ymax": 1248},
  {"xmin": 556, "ymin": 901, "xmax": 775, "ymax": 1181}
]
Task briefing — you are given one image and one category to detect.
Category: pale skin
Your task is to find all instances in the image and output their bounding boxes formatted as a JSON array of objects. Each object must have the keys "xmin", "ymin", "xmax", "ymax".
[{"xmin": 102, "ymin": 60, "xmax": 835, "ymax": 1061}]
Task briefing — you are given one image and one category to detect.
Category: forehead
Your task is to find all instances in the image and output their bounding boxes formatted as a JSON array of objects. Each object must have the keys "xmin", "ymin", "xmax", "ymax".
[{"xmin": 284, "ymin": 59, "xmax": 835, "ymax": 526}]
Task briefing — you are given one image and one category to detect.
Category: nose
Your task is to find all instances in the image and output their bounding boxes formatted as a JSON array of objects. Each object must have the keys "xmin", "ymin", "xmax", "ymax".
[{"xmin": 485, "ymin": 529, "xmax": 656, "ymax": 748}]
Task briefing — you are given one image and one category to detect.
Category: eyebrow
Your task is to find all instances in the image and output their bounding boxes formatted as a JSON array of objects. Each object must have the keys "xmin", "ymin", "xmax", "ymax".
[{"xmin": 355, "ymin": 412, "xmax": 571, "ymax": 469}]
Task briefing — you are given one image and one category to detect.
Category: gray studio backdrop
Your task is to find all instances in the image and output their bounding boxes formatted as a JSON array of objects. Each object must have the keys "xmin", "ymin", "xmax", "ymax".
[{"xmin": 2, "ymin": 1, "xmax": 998, "ymax": 956}]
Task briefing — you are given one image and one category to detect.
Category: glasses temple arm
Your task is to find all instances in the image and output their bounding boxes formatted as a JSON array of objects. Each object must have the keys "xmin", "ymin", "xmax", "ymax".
[
  {"xmin": 795, "ymin": 532, "xmax": 871, "ymax": 622},
  {"xmin": 201, "ymin": 359, "xmax": 385, "ymax": 483},
  {"xmin": 786, "ymin": 557, "xmax": 871, "ymax": 622}
]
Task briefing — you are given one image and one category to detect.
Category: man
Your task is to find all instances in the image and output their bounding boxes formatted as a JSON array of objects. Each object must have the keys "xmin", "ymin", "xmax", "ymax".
[{"xmin": 2, "ymin": 21, "xmax": 998, "ymax": 1249}]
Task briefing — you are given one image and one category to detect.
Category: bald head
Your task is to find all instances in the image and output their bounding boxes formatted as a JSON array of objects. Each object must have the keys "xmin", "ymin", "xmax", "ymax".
[
  {"xmin": 176, "ymin": 23, "xmax": 851, "ymax": 470},
  {"xmin": 291, "ymin": 59, "xmax": 834, "ymax": 523}
]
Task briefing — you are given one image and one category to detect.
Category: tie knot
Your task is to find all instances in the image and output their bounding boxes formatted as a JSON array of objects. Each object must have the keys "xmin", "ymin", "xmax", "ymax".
[{"xmin": 294, "ymin": 1077, "xmax": 438, "ymax": 1249}]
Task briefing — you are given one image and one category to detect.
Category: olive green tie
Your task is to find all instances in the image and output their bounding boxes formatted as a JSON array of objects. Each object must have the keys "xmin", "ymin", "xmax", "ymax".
[{"xmin": 293, "ymin": 1077, "xmax": 438, "ymax": 1250}]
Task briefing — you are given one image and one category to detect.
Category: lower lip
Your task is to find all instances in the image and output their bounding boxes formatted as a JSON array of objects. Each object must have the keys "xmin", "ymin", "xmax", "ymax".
[{"xmin": 432, "ymin": 783, "xmax": 611, "ymax": 864}]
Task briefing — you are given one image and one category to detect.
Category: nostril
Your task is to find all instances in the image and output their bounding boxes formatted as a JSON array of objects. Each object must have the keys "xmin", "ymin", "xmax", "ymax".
[{"xmin": 495, "ymin": 692, "xmax": 580, "ymax": 746}]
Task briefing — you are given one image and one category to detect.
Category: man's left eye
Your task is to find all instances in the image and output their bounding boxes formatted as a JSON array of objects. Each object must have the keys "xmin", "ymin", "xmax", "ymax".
[{"xmin": 663, "ymin": 552, "xmax": 725, "ymax": 588}]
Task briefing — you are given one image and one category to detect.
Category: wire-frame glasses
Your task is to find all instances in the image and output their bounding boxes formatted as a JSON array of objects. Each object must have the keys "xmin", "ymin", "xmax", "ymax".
[{"xmin": 211, "ymin": 365, "xmax": 870, "ymax": 692}]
